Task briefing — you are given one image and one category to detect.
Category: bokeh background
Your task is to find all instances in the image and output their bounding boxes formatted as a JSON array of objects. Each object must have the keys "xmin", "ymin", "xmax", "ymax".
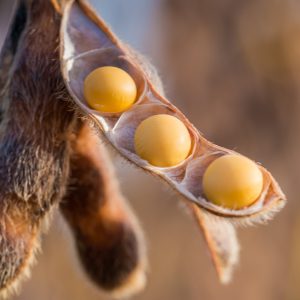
[{"xmin": 1, "ymin": 0, "xmax": 300, "ymax": 299}]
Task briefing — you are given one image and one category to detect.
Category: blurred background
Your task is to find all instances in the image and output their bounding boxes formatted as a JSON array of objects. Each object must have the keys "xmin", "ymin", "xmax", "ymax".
[{"xmin": 1, "ymin": 0, "xmax": 300, "ymax": 299}]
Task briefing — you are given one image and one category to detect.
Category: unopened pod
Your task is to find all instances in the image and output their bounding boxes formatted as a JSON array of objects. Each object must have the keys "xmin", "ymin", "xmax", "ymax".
[{"xmin": 60, "ymin": 0, "xmax": 286, "ymax": 284}]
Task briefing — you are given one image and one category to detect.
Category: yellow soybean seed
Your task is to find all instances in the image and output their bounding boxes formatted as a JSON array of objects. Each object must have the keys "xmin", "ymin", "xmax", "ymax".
[
  {"xmin": 134, "ymin": 114, "xmax": 191, "ymax": 167},
  {"xmin": 84, "ymin": 66, "xmax": 137, "ymax": 113},
  {"xmin": 203, "ymin": 154, "xmax": 263, "ymax": 209}
]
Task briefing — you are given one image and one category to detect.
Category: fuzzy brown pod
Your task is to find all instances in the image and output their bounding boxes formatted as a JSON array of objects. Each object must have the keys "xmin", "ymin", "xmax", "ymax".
[
  {"xmin": 0, "ymin": 0, "xmax": 148, "ymax": 298},
  {"xmin": 60, "ymin": 0, "xmax": 286, "ymax": 283}
]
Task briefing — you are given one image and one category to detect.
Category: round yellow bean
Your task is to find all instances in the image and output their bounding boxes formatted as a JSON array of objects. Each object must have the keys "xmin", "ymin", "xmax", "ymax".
[
  {"xmin": 134, "ymin": 114, "xmax": 191, "ymax": 167},
  {"xmin": 203, "ymin": 154, "xmax": 263, "ymax": 209},
  {"xmin": 84, "ymin": 66, "xmax": 137, "ymax": 113}
]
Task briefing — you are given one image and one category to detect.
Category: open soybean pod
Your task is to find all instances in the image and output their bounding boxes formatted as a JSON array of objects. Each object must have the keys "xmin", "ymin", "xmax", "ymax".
[{"xmin": 60, "ymin": 0, "xmax": 286, "ymax": 283}]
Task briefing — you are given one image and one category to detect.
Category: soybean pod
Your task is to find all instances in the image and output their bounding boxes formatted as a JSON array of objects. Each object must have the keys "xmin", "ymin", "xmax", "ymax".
[{"xmin": 60, "ymin": 0, "xmax": 286, "ymax": 283}]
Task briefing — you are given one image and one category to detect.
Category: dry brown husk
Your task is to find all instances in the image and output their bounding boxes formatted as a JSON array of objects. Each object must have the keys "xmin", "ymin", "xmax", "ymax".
[{"xmin": 60, "ymin": 0, "xmax": 286, "ymax": 284}]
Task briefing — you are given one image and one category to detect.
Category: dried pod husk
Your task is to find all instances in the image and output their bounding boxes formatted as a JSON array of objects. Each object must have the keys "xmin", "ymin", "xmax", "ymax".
[
  {"xmin": 0, "ymin": 0, "xmax": 148, "ymax": 297},
  {"xmin": 61, "ymin": 122, "xmax": 147, "ymax": 298},
  {"xmin": 60, "ymin": 0, "xmax": 286, "ymax": 283},
  {"xmin": 60, "ymin": 0, "xmax": 286, "ymax": 222},
  {"xmin": 0, "ymin": 1, "xmax": 35, "ymax": 297},
  {"xmin": 0, "ymin": 0, "xmax": 76, "ymax": 296},
  {"xmin": 188, "ymin": 203, "xmax": 240, "ymax": 284}
]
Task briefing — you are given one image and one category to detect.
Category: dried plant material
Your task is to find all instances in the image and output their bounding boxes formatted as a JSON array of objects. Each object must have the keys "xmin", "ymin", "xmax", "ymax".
[
  {"xmin": 61, "ymin": 0, "xmax": 285, "ymax": 222},
  {"xmin": 61, "ymin": 122, "xmax": 147, "ymax": 297},
  {"xmin": 189, "ymin": 203, "xmax": 239, "ymax": 284},
  {"xmin": 0, "ymin": 0, "xmax": 288, "ymax": 297},
  {"xmin": 60, "ymin": 0, "xmax": 286, "ymax": 283},
  {"xmin": 0, "ymin": 0, "xmax": 146, "ymax": 298},
  {"xmin": 0, "ymin": 0, "xmax": 78, "ymax": 296}
]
